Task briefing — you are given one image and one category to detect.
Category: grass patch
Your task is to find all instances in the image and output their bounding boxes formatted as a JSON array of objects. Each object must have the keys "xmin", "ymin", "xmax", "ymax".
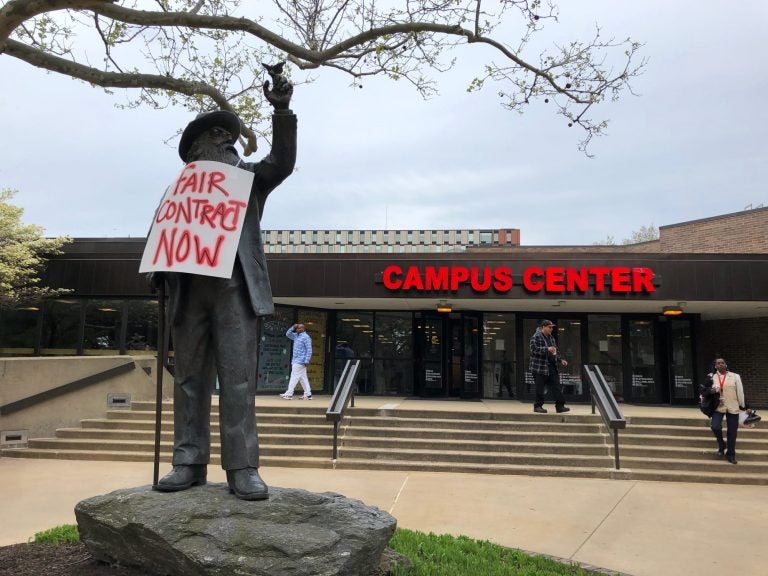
[
  {"xmin": 31, "ymin": 524, "xmax": 80, "ymax": 545},
  {"xmin": 389, "ymin": 528, "xmax": 605, "ymax": 575}
]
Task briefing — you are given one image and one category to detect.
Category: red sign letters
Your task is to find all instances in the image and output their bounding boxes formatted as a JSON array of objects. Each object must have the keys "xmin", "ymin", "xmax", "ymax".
[{"xmin": 382, "ymin": 265, "xmax": 656, "ymax": 294}]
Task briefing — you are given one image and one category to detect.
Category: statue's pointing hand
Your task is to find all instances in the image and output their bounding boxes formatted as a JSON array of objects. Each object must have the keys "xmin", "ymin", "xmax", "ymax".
[{"xmin": 262, "ymin": 61, "xmax": 292, "ymax": 111}]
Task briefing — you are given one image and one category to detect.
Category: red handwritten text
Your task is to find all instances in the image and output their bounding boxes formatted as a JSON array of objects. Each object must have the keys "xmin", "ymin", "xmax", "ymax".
[
  {"xmin": 151, "ymin": 227, "xmax": 227, "ymax": 268},
  {"xmin": 172, "ymin": 163, "xmax": 230, "ymax": 197}
]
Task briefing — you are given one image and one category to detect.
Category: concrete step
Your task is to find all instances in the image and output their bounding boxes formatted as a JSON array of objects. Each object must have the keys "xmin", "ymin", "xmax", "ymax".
[
  {"xmin": 624, "ymin": 424, "xmax": 768, "ymax": 439},
  {"xmin": 0, "ymin": 448, "xmax": 334, "ymax": 469},
  {"xmin": 620, "ymin": 454, "xmax": 768, "ymax": 473},
  {"xmin": 346, "ymin": 416, "xmax": 604, "ymax": 434},
  {"xmin": 345, "ymin": 426, "xmax": 607, "ymax": 443},
  {"xmin": 7, "ymin": 401, "xmax": 768, "ymax": 486},
  {"xmin": 55, "ymin": 429, "xmax": 335, "ymax": 445},
  {"xmin": 107, "ymin": 410, "xmax": 330, "ymax": 426},
  {"xmin": 620, "ymin": 434, "xmax": 768, "ymax": 450},
  {"xmin": 341, "ymin": 437, "xmax": 611, "ymax": 456},
  {"xmin": 26, "ymin": 437, "xmax": 332, "ymax": 459},
  {"xmin": 335, "ymin": 457, "xmax": 622, "ymax": 479},
  {"xmin": 130, "ymin": 401, "xmax": 328, "ymax": 415},
  {"xmin": 80, "ymin": 419, "xmax": 337, "ymax": 438},
  {"xmin": 337, "ymin": 446, "xmax": 612, "ymax": 467},
  {"xmin": 625, "ymin": 414, "xmax": 717, "ymax": 427}
]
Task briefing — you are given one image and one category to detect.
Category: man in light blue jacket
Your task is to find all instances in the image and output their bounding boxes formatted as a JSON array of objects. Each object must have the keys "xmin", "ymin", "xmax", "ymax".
[{"xmin": 281, "ymin": 323, "xmax": 313, "ymax": 399}]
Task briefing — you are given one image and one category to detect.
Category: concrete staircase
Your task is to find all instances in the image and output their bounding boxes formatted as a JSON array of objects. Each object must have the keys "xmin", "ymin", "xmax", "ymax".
[{"xmin": 3, "ymin": 401, "xmax": 767, "ymax": 485}]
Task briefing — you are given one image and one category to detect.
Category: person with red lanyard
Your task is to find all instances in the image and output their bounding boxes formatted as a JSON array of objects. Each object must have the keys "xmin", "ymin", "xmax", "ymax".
[{"xmin": 710, "ymin": 356, "xmax": 746, "ymax": 464}]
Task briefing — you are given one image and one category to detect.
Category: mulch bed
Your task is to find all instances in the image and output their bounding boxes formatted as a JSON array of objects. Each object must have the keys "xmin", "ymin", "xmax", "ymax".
[{"xmin": 0, "ymin": 542, "xmax": 147, "ymax": 576}]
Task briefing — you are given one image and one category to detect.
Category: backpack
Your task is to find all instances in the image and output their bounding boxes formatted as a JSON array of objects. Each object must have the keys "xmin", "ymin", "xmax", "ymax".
[{"xmin": 697, "ymin": 376, "xmax": 719, "ymax": 417}]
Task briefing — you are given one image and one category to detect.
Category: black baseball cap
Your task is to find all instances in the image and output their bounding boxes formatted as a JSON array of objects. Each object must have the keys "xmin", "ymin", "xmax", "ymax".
[{"xmin": 540, "ymin": 319, "xmax": 556, "ymax": 327}]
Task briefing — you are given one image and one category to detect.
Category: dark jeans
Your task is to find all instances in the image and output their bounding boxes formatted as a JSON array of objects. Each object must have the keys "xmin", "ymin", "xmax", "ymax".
[
  {"xmin": 711, "ymin": 411, "xmax": 739, "ymax": 458},
  {"xmin": 533, "ymin": 371, "xmax": 565, "ymax": 409}
]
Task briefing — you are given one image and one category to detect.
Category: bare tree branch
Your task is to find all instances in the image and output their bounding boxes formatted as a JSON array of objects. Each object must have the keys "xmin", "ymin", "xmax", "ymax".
[{"xmin": 0, "ymin": 0, "xmax": 645, "ymax": 155}]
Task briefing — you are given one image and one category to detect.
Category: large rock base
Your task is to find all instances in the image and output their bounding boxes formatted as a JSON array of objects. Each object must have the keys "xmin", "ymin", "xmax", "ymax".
[{"xmin": 75, "ymin": 484, "xmax": 397, "ymax": 576}]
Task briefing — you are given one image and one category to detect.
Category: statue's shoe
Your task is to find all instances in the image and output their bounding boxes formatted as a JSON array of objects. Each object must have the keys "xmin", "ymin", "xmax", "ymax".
[
  {"xmin": 155, "ymin": 464, "xmax": 207, "ymax": 492},
  {"xmin": 227, "ymin": 467, "xmax": 269, "ymax": 500}
]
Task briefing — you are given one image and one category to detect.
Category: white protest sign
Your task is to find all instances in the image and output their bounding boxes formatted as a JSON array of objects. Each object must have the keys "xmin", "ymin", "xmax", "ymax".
[{"xmin": 139, "ymin": 161, "xmax": 255, "ymax": 278}]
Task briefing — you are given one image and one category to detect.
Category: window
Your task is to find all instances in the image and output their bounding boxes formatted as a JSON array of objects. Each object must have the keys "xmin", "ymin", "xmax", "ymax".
[
  {"xmin": 125, "ymin": 300, "xmax": 159, "ymax": 352},
  {"xmin": 480, "ymin": 232, "xmax": 492, "ymax": 245},
  {"xmin": 83, "ymin": 300, "xmax": 122, "ymax": 355},
  {"xmin": 335, "ymin": 311, "xmax": 373, "ymax": 358},
  {"xmin": 0, "ymin": 306, "xmax": 40, "ymax": 355},
  {"xmin": 375, "ymin": 312, "xmax": 412, "ymax": 358},
  {"xmin": 41, "ymin": 300, "xmax": 82, "ymax": 355}
]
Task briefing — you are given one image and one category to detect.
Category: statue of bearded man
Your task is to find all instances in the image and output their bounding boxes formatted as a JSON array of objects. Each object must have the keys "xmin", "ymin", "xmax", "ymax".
[{"xmin": 153, "ymin": 64, "xmax": 296, "ymax": 500}]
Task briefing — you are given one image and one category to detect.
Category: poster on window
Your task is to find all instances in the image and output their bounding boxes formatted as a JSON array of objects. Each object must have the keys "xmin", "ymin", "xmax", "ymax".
[{"xmin": 257, "ymin": 314, "xmax": 293, "ymax": 391}]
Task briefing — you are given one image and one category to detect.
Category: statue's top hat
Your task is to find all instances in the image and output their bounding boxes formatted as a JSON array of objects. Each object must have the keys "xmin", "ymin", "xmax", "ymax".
[{"xmin": 178, "ymin": 110, "xmax": 241, "ymax": 162}]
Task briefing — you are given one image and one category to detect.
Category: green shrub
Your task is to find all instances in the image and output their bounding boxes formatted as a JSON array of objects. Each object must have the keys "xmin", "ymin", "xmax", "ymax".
[{"xmin": 32, "ymin": 524, "xmax": 80, "ymax": 545}]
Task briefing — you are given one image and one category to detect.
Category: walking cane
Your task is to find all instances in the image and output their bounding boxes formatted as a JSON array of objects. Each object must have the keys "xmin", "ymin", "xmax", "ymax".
[{"xmin": 152, "ymin": 280, "xmax": 166, "ymax": 488}]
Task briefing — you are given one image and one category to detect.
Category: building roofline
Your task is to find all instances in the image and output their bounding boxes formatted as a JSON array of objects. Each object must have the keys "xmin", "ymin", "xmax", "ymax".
[{"xmin": 660, "ymin": 206, "xmax": 768, "ymax": 230}]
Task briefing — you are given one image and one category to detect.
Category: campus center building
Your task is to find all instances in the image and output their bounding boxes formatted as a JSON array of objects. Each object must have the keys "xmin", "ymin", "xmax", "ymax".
[{"xmin": 2, "ymin": 208, "xmax": 767, "ymax": 408}]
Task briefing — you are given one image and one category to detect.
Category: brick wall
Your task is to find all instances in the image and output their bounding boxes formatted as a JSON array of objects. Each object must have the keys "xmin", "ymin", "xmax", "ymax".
[
  {"xmin": 660, "ymin": 207, "xmax": 768, "ymax": 253},
  {"xmin": 700, "ymin": 317, "xmax": 768, "ymax": 408}
]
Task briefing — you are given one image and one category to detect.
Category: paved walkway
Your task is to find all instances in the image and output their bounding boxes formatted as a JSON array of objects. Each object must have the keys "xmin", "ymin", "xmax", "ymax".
[{"xmin": 2, "ymin": 397, "xmax": 767, "ymax": 576}]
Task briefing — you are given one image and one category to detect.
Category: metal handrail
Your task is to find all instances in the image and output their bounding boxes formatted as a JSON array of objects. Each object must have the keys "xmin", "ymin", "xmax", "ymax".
[
  {"xmin": 325, "ymin": 359, "xmax": 361, "ymax": 460},
  {"xmin": 0, "ymin": 361, "xmax": 136, "ymax": 416},
  {"xmin": 582, "ymin": 364, "xmax": 626, "ymax": 470}
]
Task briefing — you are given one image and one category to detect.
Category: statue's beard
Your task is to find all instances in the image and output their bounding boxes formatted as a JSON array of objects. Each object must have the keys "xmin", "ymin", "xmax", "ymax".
[{"xmin": 187, "ymin": 141, "xmax": 240, "ymax": 166}]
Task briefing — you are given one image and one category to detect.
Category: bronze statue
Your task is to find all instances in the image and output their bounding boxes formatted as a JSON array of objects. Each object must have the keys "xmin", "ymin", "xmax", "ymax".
[{"xmin": 154, "ymin": 63, "xmax": 296, "ymax": 500}]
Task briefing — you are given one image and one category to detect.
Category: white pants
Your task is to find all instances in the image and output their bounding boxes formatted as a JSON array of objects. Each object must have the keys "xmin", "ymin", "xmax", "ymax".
[{"xmin": 286, "ymin": 363, "xmax": 311, "ymax": 396}]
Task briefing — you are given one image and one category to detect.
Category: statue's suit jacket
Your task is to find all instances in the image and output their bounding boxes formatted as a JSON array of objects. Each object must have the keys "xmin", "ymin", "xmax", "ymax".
[{"xmin": 167, "ymin": 109, "xmax": 297, "ymax": 322}]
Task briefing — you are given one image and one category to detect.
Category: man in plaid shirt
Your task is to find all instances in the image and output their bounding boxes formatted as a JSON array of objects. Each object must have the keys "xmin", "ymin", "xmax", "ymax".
[{"xmin": 530, "ymin": 319, "xmax": 570, "ymax": 414}]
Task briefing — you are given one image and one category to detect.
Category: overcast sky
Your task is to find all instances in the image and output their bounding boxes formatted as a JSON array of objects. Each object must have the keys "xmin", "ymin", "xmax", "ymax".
[{"xmin": 1, "ymin": 1, "xmax": 766, "ymax": 246}]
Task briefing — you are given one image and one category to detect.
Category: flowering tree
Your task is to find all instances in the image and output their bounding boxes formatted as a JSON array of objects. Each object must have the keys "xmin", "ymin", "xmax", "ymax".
[
  {"xmin": 0, "ymin": 189, "xmax": 70, "ymax": 308},
  {"xmin": 0, "ymin": 0, "xmax": 644, "ymax": 153}
]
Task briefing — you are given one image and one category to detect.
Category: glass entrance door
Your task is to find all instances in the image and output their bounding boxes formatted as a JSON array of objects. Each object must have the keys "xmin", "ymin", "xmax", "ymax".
[
  {"xmin": 415, "ymin": 313, "xmax": 480, "ymax": 398},
  {"xmin": 669, "ymin": 318, "xmax": 696, "ymax": 403},
  {"xmin": 626, "ymin": 318, "xmax": 657, "ymax": 401},
  {"xmin": 416, "ymin": 315, "xmax": 444, "ymax": 397},
  {"xmin": 521, "ymin": 317, "xmax": 585, "ymax": 403}
]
